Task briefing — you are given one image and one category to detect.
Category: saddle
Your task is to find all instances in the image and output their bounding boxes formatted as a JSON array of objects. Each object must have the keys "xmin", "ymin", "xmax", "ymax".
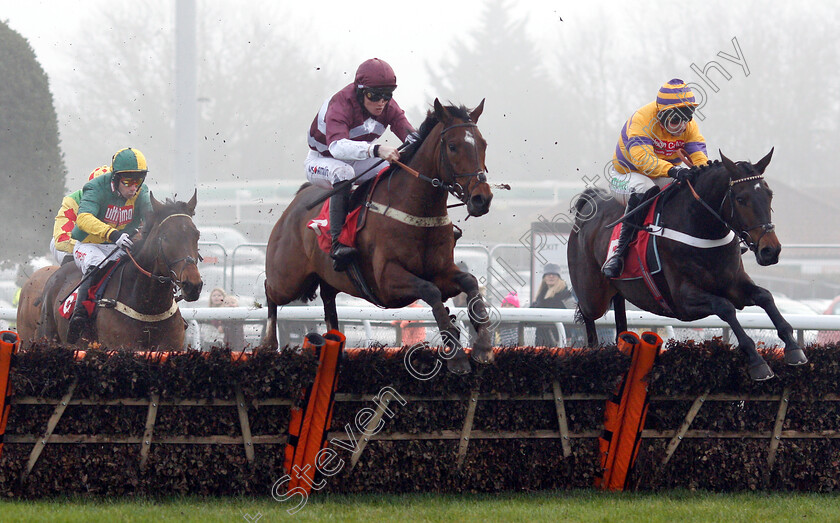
[
  {"xmin": 307, "ymin": 166, "xmax": 392, "ymax": 255},
  {"xmin": 607, "ymin": 197, "xmax": 663, "ymax": 281},
  {"xmin": 59, "ymin": 260, "xmax": 121, "ymax": 320}
]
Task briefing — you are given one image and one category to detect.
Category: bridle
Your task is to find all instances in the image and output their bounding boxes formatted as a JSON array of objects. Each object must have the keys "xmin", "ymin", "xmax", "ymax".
[
  {"xmin": 125, "ymin": 213, "xmax": 200, "ymax": 295},
  {"xmin": 687, "ymin": 173, "xmax": 775, "ymax": 253},
  {"xmin": 431, "ymin": 121, "xmax": 487, "ymax": 206}
]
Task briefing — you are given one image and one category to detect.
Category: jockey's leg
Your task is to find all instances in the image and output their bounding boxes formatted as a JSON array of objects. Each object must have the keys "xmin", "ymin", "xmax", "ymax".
[
  {"xmin": 328, "ymin": 183, "xmax": 358, "ymax": 272},
  {"xmin": 602, "ymin": 192, "xmax": 644, "ymax": 278},
  {"xmin": 67, "ymin": 243, "xmax": 114, "ymax": 343}
]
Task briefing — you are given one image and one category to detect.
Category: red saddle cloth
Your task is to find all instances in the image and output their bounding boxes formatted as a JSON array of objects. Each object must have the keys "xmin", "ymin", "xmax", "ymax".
[
  {"xmin": 307, "ymin": 200, "xmax": 362, "ymax": 254},
  {"xmin": 307, "ymin": 167, "xmax": 391, "ymax": 254},
  {"xmin": 607, "ymin": 199, "xmax": 660, "ymax": 280},
  {"xmin": 58, "ymin": 264, "xmax": 119, "ymax": 319}
]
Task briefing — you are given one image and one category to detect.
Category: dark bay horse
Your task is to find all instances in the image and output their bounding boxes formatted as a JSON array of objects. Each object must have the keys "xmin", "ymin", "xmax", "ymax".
[
  {"xmin": 568, "ymin": 150, "xmax": 808, "ymax": 381},
  {"xmin": 263, "ymin": 99, "xmax": 494, "ymax": 374},
  {"xmin": 19, "ymin": 193, "xmax": 203, "ymax": 350}
]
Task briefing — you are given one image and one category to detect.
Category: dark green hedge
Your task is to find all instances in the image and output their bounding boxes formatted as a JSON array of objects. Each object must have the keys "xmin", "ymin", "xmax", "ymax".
[{"xmin": 1, "ymin": 341, "xmax": 840, "ymax": 497}]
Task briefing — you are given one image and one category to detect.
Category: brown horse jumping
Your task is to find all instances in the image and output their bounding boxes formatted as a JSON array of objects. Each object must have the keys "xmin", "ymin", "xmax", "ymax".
[
  {"xmin": 18, "ymin": 193, "xmax": 203, "ymax": 350},
  {"xmin": 263, "ymin": 99, "xmax": 494, "ymax": 374},
  {"xmin": 568, "ymin": 150, "xmax": 808, "ymax": 381}
]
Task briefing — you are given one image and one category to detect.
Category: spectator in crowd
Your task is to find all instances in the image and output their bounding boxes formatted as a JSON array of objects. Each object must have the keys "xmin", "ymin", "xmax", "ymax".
[
  {"xmin": 222, "ymin": 294, "xmax": 246, "ymax": 351},
  {"xmin": 393, "ymin": 300, "xmax": 426, "ymax": 347},
  {"xmin": 208, "ymin": 287, "xmax": 227, "ymax": 337},
  {"xmin": 496, "ymin": 291, "xmax": 520, "ymax": 346},
  {"xmin": 531, "ymin": 263, "xmax": 574, "ymax": 347}
]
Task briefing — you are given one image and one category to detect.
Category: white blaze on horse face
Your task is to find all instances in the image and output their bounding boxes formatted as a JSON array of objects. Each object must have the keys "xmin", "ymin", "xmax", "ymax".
[
  {"xmin": 754, "ymin": 182, "xmax": 761, "ymax": 191},
  {"xmin": 464, "ymin": 130, "xmax": 476, "ymax": 146}
]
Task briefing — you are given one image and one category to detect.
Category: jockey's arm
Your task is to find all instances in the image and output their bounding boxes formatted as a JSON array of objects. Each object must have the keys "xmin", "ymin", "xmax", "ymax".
[
  {"xmin": 626, "ymin": 140, "xmax": 674, "ymax": 178},
  {"xmin": 329, "ymin": 138, "xmax": 395, "ymax": 162},
  {"xmin": 683, "ymin": 122, "xmax": 709, "ymax": 167},
  {"xmin": 76, "ymin": 212, "xmax": 118, "ymax": 243}
]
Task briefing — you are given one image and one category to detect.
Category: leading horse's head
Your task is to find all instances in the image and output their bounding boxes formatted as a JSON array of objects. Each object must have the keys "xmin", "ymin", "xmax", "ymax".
[
  {"xmin": 141, "ymin": 191, "xmax": 204, "ymax": 301},
  {"xmin": 432, "ymin": 98, "xmax": 493, "ymax": 216},
  {"xmin": 720, "ymin": 148, "xmax": 780, "ymax": 266}
]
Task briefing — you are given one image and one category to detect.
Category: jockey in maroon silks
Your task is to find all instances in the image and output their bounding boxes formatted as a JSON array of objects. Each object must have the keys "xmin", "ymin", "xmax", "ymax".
[{"xmin": 305, "ymin": 58, "xmax": 418, "ymax": 272}]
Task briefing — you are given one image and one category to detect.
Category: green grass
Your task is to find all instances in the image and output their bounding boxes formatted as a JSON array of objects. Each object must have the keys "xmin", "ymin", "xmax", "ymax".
[{"xmin": 1, "ymin": 490, "xmax": 838, "ymax": 522}]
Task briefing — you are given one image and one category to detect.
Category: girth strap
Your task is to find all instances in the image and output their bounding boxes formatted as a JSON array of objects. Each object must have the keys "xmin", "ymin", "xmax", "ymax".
[
  {"xmin": 99, "ymin": 299, "xmax": 179, "ymax": 322},
  {"xmin": 367, "ymin": 202, "xmax": 451, "ymax": 227}
]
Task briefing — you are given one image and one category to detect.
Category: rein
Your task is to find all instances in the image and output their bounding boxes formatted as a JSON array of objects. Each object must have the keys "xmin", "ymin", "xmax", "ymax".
[
  {"xmin": 124, "ymin": 213, "xmax": 199, "ymax": 296},
  {"xmin": 685, "ymin": 174, "xmax": 774, "ymax": 253},
  {"xmin": 391, "ymin": 121, "xmax": 487, "ymax": 209}
]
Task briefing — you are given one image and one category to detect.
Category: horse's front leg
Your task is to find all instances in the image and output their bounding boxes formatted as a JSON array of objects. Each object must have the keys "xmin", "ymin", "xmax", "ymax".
[
  {"xmin": 383, "ymin": 268, "xmax": 470, "ymax": 375},
  {"xmin": 679, "ymin": 286, "xmax": 774, "ymax": 381},
  {"xmin": 450, "ymin": 271, "xmax": 493, "ymax": 364},
  {"xmin": 320, "ymin": 284, "xmax": 339, "ymax": 332},
  {"xmin": 741, "ymin": 282, "xmax": 808, "ymax": 366}
]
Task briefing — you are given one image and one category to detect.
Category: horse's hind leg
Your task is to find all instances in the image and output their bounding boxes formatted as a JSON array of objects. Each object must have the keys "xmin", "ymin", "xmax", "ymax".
[
  {"xmin": 261, "ymin": 290, "xmax": 279, "ymax": 350},
  {"xmin": 612, "ymin": 295, "xmax": 627, "ymax": 342},
  {"xmin": 320, "ymin": 284, "xmax": 339, "ymax": 331}
]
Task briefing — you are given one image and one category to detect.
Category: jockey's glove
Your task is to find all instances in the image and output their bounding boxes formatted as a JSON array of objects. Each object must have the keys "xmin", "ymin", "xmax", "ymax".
[
  {"xmin": 668, "ymin": 166, "xmax": 694, "ymax": 183},
  {"xmin": 109, "ymin": 230, "xmax": 134, "ymax": 250}
]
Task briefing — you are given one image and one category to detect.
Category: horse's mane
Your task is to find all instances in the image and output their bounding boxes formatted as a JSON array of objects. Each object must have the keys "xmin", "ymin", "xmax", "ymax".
[{"xmin": 400, "ymin": 103, "xmax": 473, "ymax": 164}]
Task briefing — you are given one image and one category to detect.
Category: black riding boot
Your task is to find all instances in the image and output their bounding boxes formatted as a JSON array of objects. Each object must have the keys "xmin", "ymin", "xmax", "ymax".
[
  {"xmin": 66, "ymin": 267, "xmax": 98, "ymax": 343},
  {"xmin": 329, "ymin": 184, "xmax": 357, "ymax": 272},
  {"xmin": 602, "ymin": 193, "xmax": 644, "ymax": 279}
]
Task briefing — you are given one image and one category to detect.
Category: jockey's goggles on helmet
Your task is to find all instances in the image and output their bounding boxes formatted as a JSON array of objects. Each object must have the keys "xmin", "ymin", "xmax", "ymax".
[{"xmin": 364, "ymin": 88, "xmax": 394, "ymax": 102}]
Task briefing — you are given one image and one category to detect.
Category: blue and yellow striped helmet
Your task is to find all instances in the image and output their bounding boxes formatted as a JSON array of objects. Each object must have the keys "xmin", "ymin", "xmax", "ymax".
[{"xmin": 655, "ymin": 78, "xmax": 697, "ymax": 112}]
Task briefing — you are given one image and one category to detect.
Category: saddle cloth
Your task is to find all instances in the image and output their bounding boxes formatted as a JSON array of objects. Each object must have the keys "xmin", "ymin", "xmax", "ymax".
[
  {"xmin": 606, "ymin": 197, "xmax": 662, "ymax": 281},
  {"xmin": 306, "ymin": 166, "xmax": 390, "ymax": 254},
  {"xmin": 58, "ymin": 262, "xmax": 120, "ymax": 319},
  {"xmin": 307, "ymin": 200, "xmax": 363, "ymax": 254}
]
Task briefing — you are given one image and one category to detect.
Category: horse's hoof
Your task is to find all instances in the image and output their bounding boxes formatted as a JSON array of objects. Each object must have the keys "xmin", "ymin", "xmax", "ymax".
[
  {"xmin": 470, "ymin": 347, "xmax": 495, "ymax": 365},
  {"xmin": 447, "ymin": 355, "xmax": 472, "ymax": 375},
  {"xmin": 784, "ymin": 348, "xmax": 808, "ymax": 366},
  {"xmin": 749, "ymin": 362, "xmax": 775, "ymax": 381}
]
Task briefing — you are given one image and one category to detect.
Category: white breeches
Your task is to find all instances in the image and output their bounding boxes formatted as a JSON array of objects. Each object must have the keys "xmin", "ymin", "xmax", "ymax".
[
  {"xmin": 73, "ymin": 243, "xmax": 125, "ymax": 273},
  {"xmin": 607, "ymin": 165, "xmax": 672, "ymax": 206},
  {"xmin": 305, "ymin": 150, "xmax": 383, "ymax": 189}
]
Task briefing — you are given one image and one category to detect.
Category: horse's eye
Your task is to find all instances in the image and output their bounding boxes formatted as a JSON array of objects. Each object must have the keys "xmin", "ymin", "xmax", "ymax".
[
  {"xmin": 735, "ymin": 196, "xmax": 746, "ymax": 205},
  {"xmin": 448, "ymin": 143, "xmax": 456, "ymax": 152}
]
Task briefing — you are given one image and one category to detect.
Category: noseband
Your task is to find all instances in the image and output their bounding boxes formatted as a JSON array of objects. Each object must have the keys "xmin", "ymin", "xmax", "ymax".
[
  {"xmin": 434, "ymin": 122, "xmax": 487, "ymax": 204},
  {"xmin": 720, "ymin": 175, "xmax": 775, "ymax": 252},
  {"xmin": 689, "ymin": 173, "xmax": 775, "ymax": 253}
]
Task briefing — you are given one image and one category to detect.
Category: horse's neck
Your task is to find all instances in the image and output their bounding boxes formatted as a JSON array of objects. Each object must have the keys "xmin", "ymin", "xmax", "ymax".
[
  {"xmin": 667, "ymin": 170, "xmax": 731, "ymax": 237},
  {"xmin": 379, "ymin": 151, "xmax": 449, "ymax": 216},
  {"xmin": 115, "ymin": 246, "xmax": 172, "ymax": 310}
]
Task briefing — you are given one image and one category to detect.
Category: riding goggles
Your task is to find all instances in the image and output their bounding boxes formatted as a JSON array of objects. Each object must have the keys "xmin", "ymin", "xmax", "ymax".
[
  {"xmin": 118, "ymin": 176, "xmax": 144, "ymax": 187},
  {"xmin": 364, "ymin": 88, "xmax": 394, "ymax": 102},
  {"xmin": 660, "ymin": 106, "xmax": 695, "ymax": 125}
]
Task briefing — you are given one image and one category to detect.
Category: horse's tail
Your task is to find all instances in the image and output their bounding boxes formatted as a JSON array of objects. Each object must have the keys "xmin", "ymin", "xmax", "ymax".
[{"xmin": 574, "ymin": 304, "xmax": 585, "ymax": 325}]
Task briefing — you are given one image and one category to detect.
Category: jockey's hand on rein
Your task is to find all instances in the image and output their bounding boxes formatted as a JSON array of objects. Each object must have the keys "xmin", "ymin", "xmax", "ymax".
[
  {"xmin": 668, "ymin": 166, "xmax": 694, "ymax": 183},
  {"xmin": 109, "ymin": 230, "xmax": 134, "ymax": 250},
  {"xmin": 376, "ymin": 145, "xmax": 400, "ymax": 163}
]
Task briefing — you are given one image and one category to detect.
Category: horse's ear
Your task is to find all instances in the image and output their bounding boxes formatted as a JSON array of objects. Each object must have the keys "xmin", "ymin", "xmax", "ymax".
[
  {"xmin": 150, "ymin": 191, "xmax": 163, "ymax": 213},
  {"xmin": 754, "ymin": 147, "xmax": 774, "ymax": 174},
  {"xmin": 470, "ymin": 99, "xmax": 485, "ymax": 123},
  {"xmin": 719, "ymin": 150, "xmax": 738, "ymax": 174},
  {"xmin": 433, "ymin": 98, "xmax": 451, "ymax": 122},
  {"xmin": 186, "ymin": 189, "xmax": 198, "ymax": 215}
]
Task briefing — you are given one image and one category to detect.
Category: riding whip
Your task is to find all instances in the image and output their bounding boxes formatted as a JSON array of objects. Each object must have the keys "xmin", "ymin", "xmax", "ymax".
[
  {"xmin": 605, "ymin": 149, "xmax": 694, "ymax": 229},
  {"xmin": 59, "ymin": 245, "xmax": 126, "ymax": 303},
  {"xmin": 305, "ymin": 140, "xmax": 414, "ymax": 211}
]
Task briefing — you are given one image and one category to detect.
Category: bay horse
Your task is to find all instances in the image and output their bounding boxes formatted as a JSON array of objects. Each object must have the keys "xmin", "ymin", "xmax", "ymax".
[
  {"xmin": 263, "ymin": 99, "xmax": 494, "ymax": 374},
  {"xmin": 18, "ymin": 193, "xmax": 203, "ymax": 350},
  {"xmin": 568, "ymin": 150, "xmax": 808, "ymax": 381}
]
